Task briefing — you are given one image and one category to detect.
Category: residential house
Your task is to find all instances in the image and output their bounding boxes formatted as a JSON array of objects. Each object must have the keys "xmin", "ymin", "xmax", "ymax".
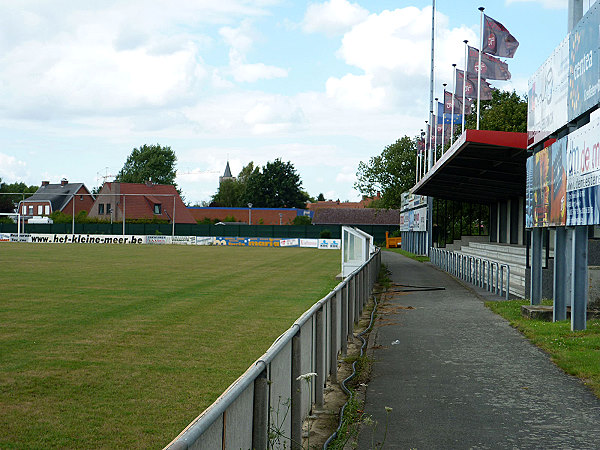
[
  {"xmin": 18, "ymin": 179, "xmax": 94, "ymax": 220},
  {"xmin": 88, "ymin": 182, "xmax": 196, "ymax": 223}
]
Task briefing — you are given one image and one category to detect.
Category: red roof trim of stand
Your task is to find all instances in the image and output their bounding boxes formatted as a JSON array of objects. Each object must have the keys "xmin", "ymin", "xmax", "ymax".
[{"xmin": 463, "ymin": 129, "xmax": 528, "ymax": 149}]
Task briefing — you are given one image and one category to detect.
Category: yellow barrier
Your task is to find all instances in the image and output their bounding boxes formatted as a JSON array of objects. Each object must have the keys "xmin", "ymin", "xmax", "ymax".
[{"xmin": 385, "ymin": 231, "xmax": 402, "ymax": 248}]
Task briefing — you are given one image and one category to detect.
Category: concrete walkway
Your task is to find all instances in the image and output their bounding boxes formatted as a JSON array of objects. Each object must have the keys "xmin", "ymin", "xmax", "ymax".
[{"xmin": 357, "ymin": 251, "xmax": 600, "ymax": 449}]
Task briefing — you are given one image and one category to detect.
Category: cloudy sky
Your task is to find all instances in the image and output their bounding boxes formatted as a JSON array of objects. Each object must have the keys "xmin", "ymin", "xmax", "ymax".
[{"xmin": 0, "ymin": 0, "xmax": 583, "ymax": 204}]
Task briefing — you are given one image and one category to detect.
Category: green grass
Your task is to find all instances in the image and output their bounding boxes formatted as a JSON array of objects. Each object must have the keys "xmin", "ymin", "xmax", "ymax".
[
  {"xmin": 0, "ymin": 243, "xmax": 340, "ymax": 449},
  {"xmin": 486, "ymin": 300, "xmax": 600, "ymax": 397},
  {"xmin": 384, "ymin": 248, "xmax": 430, "ymax": 262}
]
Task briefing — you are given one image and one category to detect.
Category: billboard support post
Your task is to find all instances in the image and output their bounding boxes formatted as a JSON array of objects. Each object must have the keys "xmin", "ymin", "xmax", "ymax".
[
  {"xmin": 553, "ymin": 227, "xmax": 567, "ymax": 321},
  {"xmin": 530, "ymin": 227, "xmax": 542, "ymax": 305},
  {"xmin": 572, "ymin": 225, "xmax": 588, "ymax": 331}
]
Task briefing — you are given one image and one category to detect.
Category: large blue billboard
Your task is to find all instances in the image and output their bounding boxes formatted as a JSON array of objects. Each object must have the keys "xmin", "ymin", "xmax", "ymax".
[{"xmin": 568, "ymin": 2, "xmax": 600, "ymax": 122}]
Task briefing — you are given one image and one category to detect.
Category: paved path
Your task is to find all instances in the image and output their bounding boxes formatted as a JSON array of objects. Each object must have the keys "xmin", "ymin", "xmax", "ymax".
[{"xmin": 357, "ymin": 251, "xmax": 600, "ymax": 449}]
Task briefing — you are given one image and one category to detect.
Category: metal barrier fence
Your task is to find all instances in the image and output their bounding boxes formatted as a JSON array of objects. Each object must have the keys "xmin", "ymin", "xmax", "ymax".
[
  {"xmin": 164, "ymin": 249, "xmax": 381, "ymax": 450},
  {"xmin": 430, "ymin": 248, "xmax": 510, "ymax": 300}
]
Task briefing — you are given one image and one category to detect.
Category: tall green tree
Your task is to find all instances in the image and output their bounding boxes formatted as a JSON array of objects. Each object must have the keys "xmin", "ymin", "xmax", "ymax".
[
  {"xmin": 211, "ymin": 162, "xmax": 258, "ymax": 207},
  {"xmin": 0, "ymin": 179, "xmax": 38, "ymax": 214},
  {"xmin": 354, "ymin": 136, "xmax": 417, "ymax": 208},
  {"xmin": 464, "ymin": 89, "xmax": 527, "ymax": 132},
  {"xmin": 245, "ymin": 159, "xmax": 309, "ymax": 208},
  {"xmin": 116, "ymin": 144, "xmax": 178, "ymax": 187}
]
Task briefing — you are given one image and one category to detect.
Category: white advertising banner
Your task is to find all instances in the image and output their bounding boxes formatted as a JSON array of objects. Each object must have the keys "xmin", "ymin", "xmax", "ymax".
[
  {"xmin": 566, "ymin": 118, "xmax": 600, "ymax": 225},
  {"xmin": 172, "ymin": 236, "xmax": 196, "ymax": 245},
  {"xmin": 21, "ymin": 234, "xmax": 146, "ymax": 244},
  {"xmin": 527, "ymin": 35, "xmax": 569, "ymax": 147},
  {"xmin": 400, "ymin": 206, "xmax": 427, "ymax": 232},
  {"xmin": 280, "ymin": 238, "xmax": 299, "ymax": 247},
  {"xmin": 318, "ymin": 239, "xmax": 341, "ymax": 249},
  {"xmin": 299, "ymin": 238, "xmax": 318, "ymax": 248},
  {"xmin": 196, "ymin": 237, "xmax": 215, "ymax": 246},
  {"xmin": 147, "ymin": 235, "xmax": 172, "ymax": 245}
]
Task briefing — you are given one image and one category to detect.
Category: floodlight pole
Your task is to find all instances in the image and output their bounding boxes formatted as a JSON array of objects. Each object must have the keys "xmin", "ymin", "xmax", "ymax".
[
  {"xmin": 427, "ymin": 0, "xmax": 436, "ymax": 256},
  {"xmin": 72, "ymin": 197, "xmax": 75, "ymax": 235},
  {"xmin": 248, "ymin": 203, "xmax": 253, "ymax": 225},
  {"xmin": 172, "ymin": 195, "xmax": 176, "ymax": 237}
]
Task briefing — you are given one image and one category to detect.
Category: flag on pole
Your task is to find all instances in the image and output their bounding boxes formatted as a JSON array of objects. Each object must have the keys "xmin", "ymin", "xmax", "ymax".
[
  {"xmin": 467, "ymin": 46, "xmax": 511, "ymax": 80},
  {"xmin": 456, "ymin": 69, "xmax": 494, "ymax": 100},
  {"xmin": 482, "ymin": 14, "xmax": 519, "ymax": 58}
]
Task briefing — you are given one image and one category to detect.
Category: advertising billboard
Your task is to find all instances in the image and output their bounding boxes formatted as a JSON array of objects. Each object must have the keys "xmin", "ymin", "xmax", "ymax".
[
  {"xmin": 568, "ymin": 3, "xmax": 600, "ymax": 122},
  {"xmin": 400, "ymin": 206, "xmax": 427, "ymax": 232},
  {"xmin": 526, "ymin": 118, "xmax": 600, "ymax": 227},
  {"xmin": 525, "ymin": 139, "xmax": 567, "ymax": 227},
  {"xmin": 566, "ymin": 118, "xmax": 600, "ymax": 225},
  {"xmin": 527, "ymin": 36, "xmax": 569, "ymax": 147}
]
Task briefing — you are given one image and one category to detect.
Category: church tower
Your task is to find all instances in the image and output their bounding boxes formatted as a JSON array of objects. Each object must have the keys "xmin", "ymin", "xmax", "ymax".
[{"xmin": 219, "ymin": 161, "xmax": 235, "ymax": 185}]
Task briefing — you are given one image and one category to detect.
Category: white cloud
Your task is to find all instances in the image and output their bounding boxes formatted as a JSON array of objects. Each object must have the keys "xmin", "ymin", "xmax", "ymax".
[
  {"xmin": 336, "ymin": 167, "xmax": 356, "ymax": 183},
  {"xmin": 0, "ymin": 153, "xmax": 28, "ymax": 182},
  {"xmin": 505, "ymin": 0, "xmax": 567, "ymax": 9},
  {"xmin": 0, "ymin": 1, "xmax": 280, "ymax": 120},
  {"xmin": 326, "ymin": 74, "xmax": 386, "ymax": 110},
  {"xmin": 325, "ymin": 6, "xmax": 477, "ymax": 113},
  {"xmin": 302, "ymin": 0, "xmax": 369, "ymax": 36},
  {"xmin": 219, "ymin": 20, "xmax": 288, "ymax": 83}
]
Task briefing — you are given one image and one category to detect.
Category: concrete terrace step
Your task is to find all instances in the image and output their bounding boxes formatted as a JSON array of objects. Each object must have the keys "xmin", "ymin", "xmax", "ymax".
[
  {"xmin": 459, "ymin": 247, "xmax": 526, "ymax": 267},
  {"xmin": 468, "ymin": 242, "xmax": 527, "ymax": 256}
]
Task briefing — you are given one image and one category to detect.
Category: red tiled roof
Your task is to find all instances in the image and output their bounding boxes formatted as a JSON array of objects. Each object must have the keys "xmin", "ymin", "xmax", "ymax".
[
  {"xmin": 92, "ymin": 182, "xmax": 196, "ymax": 223},
  {"xmin": 312, "ymin": 208, "xmax": 400, "ymax": 225}
]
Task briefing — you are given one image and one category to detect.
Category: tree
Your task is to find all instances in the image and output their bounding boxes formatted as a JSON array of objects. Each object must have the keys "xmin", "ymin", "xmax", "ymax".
[
  {"xmin": 245, "ymin": 159, "xmax": 309, "ymax": 208},
  {"xmin": 317, "ymin": 193, "xmax": 325, "ymax": 202},
  {"xmin": 292, "ymin": 215, "xmax": 312, "ymax": 225},
  {"xmin": 465, "ymin": 89, "xmax": 527, "ymax": 132},
  {"xmin": 0, "ymin": 179, "xmax": 38, "ymax": 214},
  {"xmin": 116, "ymin": 144, "xmax": 178, "ymax": 187},
  {"xmin": 354, "ymin": 136, "xmax": 417, "ymax": 209},
  {"xmin": 211, "ymin": 162, "xmax": 258, "ymax": 207}
]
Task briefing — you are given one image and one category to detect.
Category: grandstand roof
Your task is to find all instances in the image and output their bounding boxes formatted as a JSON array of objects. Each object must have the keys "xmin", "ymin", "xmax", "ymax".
[{"xmin": 412, "ymin": 129, "xmax": 528, "ymax": 203}]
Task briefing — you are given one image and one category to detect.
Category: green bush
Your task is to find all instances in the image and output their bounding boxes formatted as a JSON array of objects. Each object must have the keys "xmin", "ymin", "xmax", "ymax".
[
  {"xmin": 319, "ymin": 229, "xmax": 332, "ymax": 238},
  {"xmin": 292, "ymin": 215, "xmax": 312, "ymax": 225}
]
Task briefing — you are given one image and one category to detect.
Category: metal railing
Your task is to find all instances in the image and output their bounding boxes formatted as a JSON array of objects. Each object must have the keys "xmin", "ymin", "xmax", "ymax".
[
  {"xmin": 430, "ymin": 247, "xmax": 510, "ymax": 299},
  {"xmin": 164, "ymin": 249, "xmax": 381, "ymax": 450}
]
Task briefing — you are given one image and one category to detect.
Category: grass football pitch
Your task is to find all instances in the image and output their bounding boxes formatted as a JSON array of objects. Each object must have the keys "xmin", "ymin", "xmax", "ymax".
[{"xmin": 0, "ymin": 243, "xmax": 340, "ymax": 448}]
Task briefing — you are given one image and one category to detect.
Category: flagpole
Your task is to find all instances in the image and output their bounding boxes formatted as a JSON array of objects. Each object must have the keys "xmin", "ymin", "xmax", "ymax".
[
  {"xmin": 421, "ymin": 119, "xmax": 433, "ymax": 176},
  {"xmin": 434, "ymin": 97, "xmax": 438, "ymax": 164},
  {"xmin": 477, "ymin": 6, "xmax": 484, "ymax": 130},
  {"xmin": 462, "ymin": 39, "xmax": 468, "ymax": 133},
  {"xmin": 441, "ymin": 85, "xmax": 446, "ymax": 154},
  {"xmin": 451, "ymin": 64, "xmax": 456, "ymax": 145}
]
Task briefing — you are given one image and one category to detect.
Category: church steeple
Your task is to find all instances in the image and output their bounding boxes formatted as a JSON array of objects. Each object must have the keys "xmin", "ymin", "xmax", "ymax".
[{"xmin": 219, "ymin": 161, "xmax": 235, "ymax": 185}]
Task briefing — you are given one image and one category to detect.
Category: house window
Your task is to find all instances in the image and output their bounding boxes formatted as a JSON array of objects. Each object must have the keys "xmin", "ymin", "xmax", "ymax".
[
  {"xmin": 80, "ymin": 195, "xmax": 83, "ymax": 201},
  {"xmin": 28, "ymin": 206, "xmax": 33, "ymax": 215},
  {"xmin": 98, "ymin": 204, "xmax": 104, "ymax": 215},
  {"xmin": 22, "ymin": 205, "xmax": 27, "ymax": 215},
  {"xmin": 37, "ymin": 205, "xmax": 42, "ymax": 215},
  {"xmin": 45, "ymin": 205, "xmax": 50, "ymax": 215},
  {"xmin": 154, "ymin": 203, "xmax": 162, "ymax": 214},
  {"xmin": 106, "ymin": 204, "xmax": 112, "ymax": 214}
]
